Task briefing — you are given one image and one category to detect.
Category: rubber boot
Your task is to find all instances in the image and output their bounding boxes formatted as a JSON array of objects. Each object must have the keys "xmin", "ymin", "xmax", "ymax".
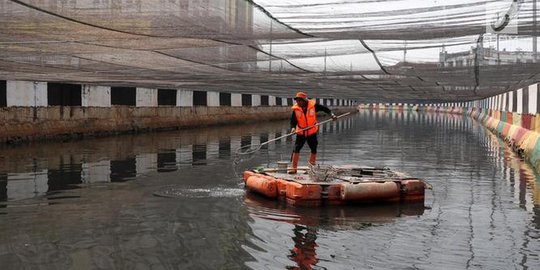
[
  {"xmin": 309, "ymin": 153, "xmax": 317, "ymax": 166},
  {"xmin": 289, "ymin": 152, "xmax": 300, "ymax": 174}
]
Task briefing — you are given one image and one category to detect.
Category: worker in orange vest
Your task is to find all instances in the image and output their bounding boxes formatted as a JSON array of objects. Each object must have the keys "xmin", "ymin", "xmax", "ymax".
[{"xmin": 290, "ymin": 92, "xmax": 336, "ymax": 174}]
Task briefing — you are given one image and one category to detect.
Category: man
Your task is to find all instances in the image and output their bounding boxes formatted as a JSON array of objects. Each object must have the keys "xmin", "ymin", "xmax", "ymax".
[{"xmin": 289, "ymin": 92, "xmax": 336, "ymax": 174}]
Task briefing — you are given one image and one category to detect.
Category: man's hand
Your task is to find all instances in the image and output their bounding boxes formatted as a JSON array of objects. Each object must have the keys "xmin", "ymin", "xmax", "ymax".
[
  {"xmin": 290, "ymin": 127, "xmax": 296, "ymax": 134},
  {"xmin": 331, "ymin": 113, "xmax": 337, "ymax": 121}
]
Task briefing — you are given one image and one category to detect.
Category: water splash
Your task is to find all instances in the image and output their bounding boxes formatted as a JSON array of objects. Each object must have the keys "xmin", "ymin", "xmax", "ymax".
[{"xmin": 154, "ymin": 185, "xmax": 245, "ymax": 199}]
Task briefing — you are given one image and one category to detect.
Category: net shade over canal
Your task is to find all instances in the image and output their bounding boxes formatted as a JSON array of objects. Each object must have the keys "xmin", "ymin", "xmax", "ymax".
[
  {"xmin": 0, "ymin": 0, "xmax": 539, "ymax": 102},
  {"xmin": 0, "ymin": 112, "xmax": 539, "ymax": 269}
]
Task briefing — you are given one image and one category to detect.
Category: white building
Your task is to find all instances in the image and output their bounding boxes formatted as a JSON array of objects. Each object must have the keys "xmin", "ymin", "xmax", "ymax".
[{"xmin": 439, "ymin": 47, "xmax": 538, "ymax": 68}]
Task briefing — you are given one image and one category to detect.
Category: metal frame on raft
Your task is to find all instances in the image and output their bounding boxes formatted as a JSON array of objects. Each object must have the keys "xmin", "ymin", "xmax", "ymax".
[{"xmin": 242, "ymin": 165, "xmax": 431, "ymax": 207}]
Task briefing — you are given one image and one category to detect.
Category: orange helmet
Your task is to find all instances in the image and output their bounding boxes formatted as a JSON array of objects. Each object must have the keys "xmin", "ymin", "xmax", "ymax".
[{"xmin": 294, "ymin": 92, "xmax": 308, "ymax": 101}]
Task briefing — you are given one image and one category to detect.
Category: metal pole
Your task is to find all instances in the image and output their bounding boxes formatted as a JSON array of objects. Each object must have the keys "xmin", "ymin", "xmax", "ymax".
[
  {"xmin": 497, "ymin": 34, "xmax": 500, "ymax": 64},
  {"xmin": 496, "ymin": 12, "xmax": 500, "ymax": 65},
  {"xmin": 269, "ymin": 20, "xmax": 272, "ymax": 72},
  {"xmin": 324, "ymin": 48, "xmax": 327, "ymax": 75},
  {"xmin": 534, "ymin": 0, "xmax": 538, "ymax": 60}
]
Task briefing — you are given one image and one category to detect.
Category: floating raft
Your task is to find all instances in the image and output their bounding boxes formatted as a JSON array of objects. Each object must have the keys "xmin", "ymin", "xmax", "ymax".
[{"xmin": 243, "ymin": 165, "xmax": 428, "ymax": 206}]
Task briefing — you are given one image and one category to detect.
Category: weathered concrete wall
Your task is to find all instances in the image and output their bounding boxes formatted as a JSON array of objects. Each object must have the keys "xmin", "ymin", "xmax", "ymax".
[
  {"xmin": 0, "ymin": 80, "xmax": 358, "ymax": 143},
  {"xmin": 530, "ymin": 84, "xmax": 538, "ymax": 113},
  {"xmin": 6, "ymin": 81, "xmax": 47, "ymax": 107},
  {"xmin": 269, "ymin": 96, "xmax": 276, "ymax": 106},
  {"xmin": 0, "ymin": 106, "xmax": 352, "ymax": 144},
  {"xmin": 136, "ymin": 88, "xmax": 158, "ymax": 107},
  {"xmin": 252, "ymin": 94, "xmax": 261, "ymax": 107},
  {"xmin": 82, "ymin": 85, "xmax": 111, "ymax": 107},
  {"xmin": 207, "ymin": 91, "xmax": 220, "ymax": 107},
  {"xmin": 231, "ymin": 94, "xmax": 242, "ymax": 107},
  {"xmin": 177, "ymin": 89, "xmax": 193, "ymax": 107},
  {"xmin": 0, "ymin": 106, "xmax": 290, "ymax": 143}
]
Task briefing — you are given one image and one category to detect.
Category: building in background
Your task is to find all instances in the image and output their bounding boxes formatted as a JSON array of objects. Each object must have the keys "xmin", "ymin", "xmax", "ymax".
[{"xmin": 439, "ymin": 46, "xmax": 539, "ymax": 68}]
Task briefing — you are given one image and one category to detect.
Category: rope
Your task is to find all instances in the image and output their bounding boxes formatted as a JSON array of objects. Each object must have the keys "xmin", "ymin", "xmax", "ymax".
[{"xmin": 307, "ymin": 164, "xmax": 346, "ymax": 182}]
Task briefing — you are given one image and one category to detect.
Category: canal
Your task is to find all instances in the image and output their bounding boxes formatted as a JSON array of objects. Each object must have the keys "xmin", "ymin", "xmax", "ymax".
[{"xmin": 0, "ymin": 111, "xmax": 539, "ymax": 269}]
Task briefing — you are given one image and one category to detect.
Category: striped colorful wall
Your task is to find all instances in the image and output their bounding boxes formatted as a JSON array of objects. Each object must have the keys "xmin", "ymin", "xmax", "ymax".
[{"xmin": 357, "ymin": 103, "xmax": 419, "ymax": 112}]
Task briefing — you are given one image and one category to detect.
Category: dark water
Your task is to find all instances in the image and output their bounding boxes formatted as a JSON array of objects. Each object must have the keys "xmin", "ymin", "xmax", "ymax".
[{"xmin": 0, "ymin": 111, "xmax": 539, "ymax": 269}]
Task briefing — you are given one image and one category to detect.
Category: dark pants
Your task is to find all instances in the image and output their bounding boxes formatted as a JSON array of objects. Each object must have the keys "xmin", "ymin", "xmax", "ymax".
[{"xmin": 294, "ymin": 134, "xmax": 318, "ymax": 154}]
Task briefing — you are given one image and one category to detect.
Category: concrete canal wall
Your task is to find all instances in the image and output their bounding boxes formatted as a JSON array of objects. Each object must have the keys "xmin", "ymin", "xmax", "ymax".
[{"xmin": 0, "ymin": 80, "xmax": 356, "ymax": 143}]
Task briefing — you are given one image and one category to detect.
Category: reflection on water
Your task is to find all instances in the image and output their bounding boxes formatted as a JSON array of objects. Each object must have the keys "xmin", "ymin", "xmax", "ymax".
[
  {"xmin": 244, "ymin": 192, "xmax": 426, "ymax": 270},
  {"xmin": 289, "ymin": 225, "xmax": 318, "ymax": 270},
  {"xmin": 0, "ymin": 173, "xmax": 6, "ymax": 204},
  {"xmin": 0, "ymin": 120, "xmax": 344, "ymax": 203},
  {"xmin": 0, "ymin": 111, "xmax": 539, "ymax": 269},
  {"xmin": 244, "ymin": 193, "xmax": 425, "ymax": 229}
]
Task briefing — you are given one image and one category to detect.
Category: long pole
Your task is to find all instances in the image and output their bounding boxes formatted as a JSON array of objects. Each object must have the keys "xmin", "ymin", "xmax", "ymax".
[
  {"xmin": 497, "ymin": 34, "xmax": 500, "ymax": 64},
  {"xmin": 269, "ymin": 20, "xmax": 273, "ymax": 72},
  {"xmin": 324, "ymin": 48, "xmax": 327, "ymax": 75},
  {"xmin": 235, "ymin": 112, "xmax": 353, "ymax": 155},
  {"xmin": 260, "ymin": 112, "xmax": 352, "ymax": 147},
  {"xmin": 534, "ymin": 0, "xmax": 538, "ymax": 59}
]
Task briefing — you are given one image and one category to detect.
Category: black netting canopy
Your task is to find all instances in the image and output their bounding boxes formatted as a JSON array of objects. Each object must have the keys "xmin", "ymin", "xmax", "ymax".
[{"xmin": 0, "ymin": 0, "xmax": 539, "ymax": 103}]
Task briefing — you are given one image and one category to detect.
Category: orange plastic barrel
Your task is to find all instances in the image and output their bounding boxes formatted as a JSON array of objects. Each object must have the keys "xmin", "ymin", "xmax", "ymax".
[
  {"xmin": 325, "ymin": 184, "xmax": 345, "ymax": 205},
  {"xmin": 243, "ymin": 170, "xmax": 257, "ymax": 183},
  {"xmin": 286, "ymin": 182, "xmax": 322, "ymax": 206},
  {"xmin": 341, "ymin": 182, "xmax": 400, "ymax": 202},
  {"xmin": 246, "ymin": 175, "xmax": 278, "ymax": 198},
  {"xmin": 275, "ymin": 178, "xmax": 289, "ymax": 196},
  {"xmin": 400, "ymin": 180, "xmax": 425, "ymax": 202}
]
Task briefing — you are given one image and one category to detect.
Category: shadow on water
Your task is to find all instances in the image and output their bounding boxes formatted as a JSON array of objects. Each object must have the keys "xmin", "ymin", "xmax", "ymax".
[{"xmin": 0, "ymin": 111, "xmax": 539, "ymax": 269}]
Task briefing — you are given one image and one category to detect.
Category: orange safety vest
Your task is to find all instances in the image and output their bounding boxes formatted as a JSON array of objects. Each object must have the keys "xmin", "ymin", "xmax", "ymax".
[{"xmin": 292, "ymin": 99, "xmax": 318, "ymax": 136}]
